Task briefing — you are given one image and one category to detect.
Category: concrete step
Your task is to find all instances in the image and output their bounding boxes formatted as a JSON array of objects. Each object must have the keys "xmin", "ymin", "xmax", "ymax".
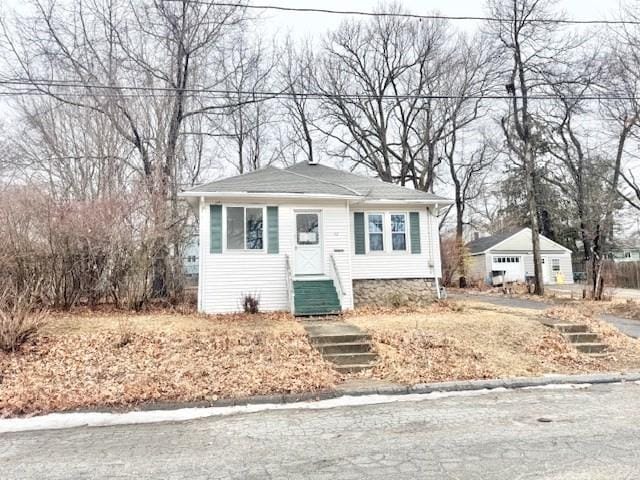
[
  {"xmin": 575, "ymin": 343, "xmax": 608, "ymax": 354},
  {"xmin": 309, "ymin": 333, "xmax": 370, "ymax": 344},
  {"xmin": 333, "ymin": 363, "xmax": 376, "ymax": 374},
  {"xmin": 563, "ymin": 332, "xmax": 599, "ymax": 344},
  {"xmin": 323, "ymin": 352, "xmax": 377, "ymax": 366},
  {"xmin": 554, "ymin": 323, "xmax": 589, "ymax": 333},
  {"xmin": 295, "ymin": 309, "xmax": 342, "ymax": 317},
  {"xmin": 315, "ymin": 341, "xmax": 372, "ymax": 354}
]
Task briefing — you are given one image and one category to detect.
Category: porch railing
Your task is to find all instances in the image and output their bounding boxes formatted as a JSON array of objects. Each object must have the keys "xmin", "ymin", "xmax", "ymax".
[
  {"xmin": 329, "ymin": 253, "xmax": 345, "ymax": 299},
  {"xmin": 284, "ymin": 254, "xmax": 295, "ymax": 313}
]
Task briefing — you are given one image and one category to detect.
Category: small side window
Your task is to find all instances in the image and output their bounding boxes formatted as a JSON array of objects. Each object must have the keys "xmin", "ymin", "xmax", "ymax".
[{"xmin": 367, "ymin": 214, "xmax": 384, "ymax": 252}]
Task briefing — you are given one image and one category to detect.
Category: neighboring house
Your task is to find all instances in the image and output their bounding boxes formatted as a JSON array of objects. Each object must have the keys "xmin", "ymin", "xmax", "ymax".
[
  {"xmin": 610, "ymin": 248, "xmax": 640, "ymax": 263},
  {"xmin": 182, "ymin": 234, "xmax": 199, "ymax": 279},
  {"xmin": 466, "ymin": 228, "xmax": 574, "ymax": 286},
  {"xmin": 179, "ymin": 161, "xmax": 450, "ymax": 315}
]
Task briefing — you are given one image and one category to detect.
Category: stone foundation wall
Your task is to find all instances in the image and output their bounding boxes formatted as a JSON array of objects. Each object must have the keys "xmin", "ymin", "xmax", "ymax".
[{"xmin": 352, "ymin": 278, "xmax": 438, "ymax": 308}]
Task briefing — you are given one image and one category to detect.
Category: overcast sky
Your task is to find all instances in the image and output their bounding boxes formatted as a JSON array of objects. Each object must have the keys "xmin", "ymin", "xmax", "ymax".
[{"xmin": 1, "ymin": 0, "xmax": 621, "ymax": 34}]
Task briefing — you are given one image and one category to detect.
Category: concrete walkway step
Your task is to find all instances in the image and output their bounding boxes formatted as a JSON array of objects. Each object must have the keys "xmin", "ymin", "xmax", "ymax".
[
  {"xmin": 323, "ymin": 352, "xmax": 378, "ymax": 366},
  {"xmin": 315, "ymin": 341, "xmax": 372, "ymax": 354},
  {"xmin": 542, "ymin": 318, "xmax": 608, "ymax": 355},
  {"xmin": 563, "ymin": 332, "xmax": 599, "ymax": 344},
  {"xmin": 575, "ymin": 343, "xmax": 608, "ymax": 354},
  {"xmin": 334, "ymin": 364, "xmax": 376, "ymax": 374},
  {"xmin": 302, "ymin": 320, "xmax": 377, "ymax": 372},
  {"xmin": 541, "ymin": 321, "xmax": 589, "ymax": 333}
]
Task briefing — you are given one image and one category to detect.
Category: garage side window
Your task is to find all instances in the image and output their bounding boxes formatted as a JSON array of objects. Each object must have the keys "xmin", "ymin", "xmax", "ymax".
[{"xmin": 552, "ymin": 258, "xmax": 561, "ymax": 272}]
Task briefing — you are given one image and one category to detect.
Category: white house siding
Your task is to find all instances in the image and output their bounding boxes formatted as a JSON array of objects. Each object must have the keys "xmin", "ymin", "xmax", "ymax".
[
  {"xmin": 198, "ymin": 198, "xmax": 353, "ymax": 314},
  {"xmin": 350, "ymin": 205, "xmax": 440, "ymax": 280},
  {"xmin": 468, "ymin": 254, "xmax": 487, "ymax": 282}
]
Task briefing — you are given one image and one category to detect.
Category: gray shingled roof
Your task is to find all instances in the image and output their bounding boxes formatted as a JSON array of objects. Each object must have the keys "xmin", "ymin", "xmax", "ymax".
[
  {"xmin": 185, "ymin": 163, "xmax": 449, "ymax": 202},
  {"xmin": 466, "ymin": 229, "xmax": 524, "ymax": 254}
]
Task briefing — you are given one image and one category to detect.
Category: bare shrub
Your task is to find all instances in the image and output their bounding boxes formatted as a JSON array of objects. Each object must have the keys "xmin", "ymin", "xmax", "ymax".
[
  {"xmin": 242, "ymin": 294, "xmax": 260, "ymax": 314},
  {"xmin": 440, "ymin": 235, "xmax": 472, "ymax": 287},
  {"xmin": 115, "ymin": 317, "xmax": 134, "ymax": 348},
  {"xmin": 0, "ymin": 287, "xmax": 48, "ymax": 353},
  {"xmin": 386, "ymin": 292, "xmax": 410, "ymax": 308}
]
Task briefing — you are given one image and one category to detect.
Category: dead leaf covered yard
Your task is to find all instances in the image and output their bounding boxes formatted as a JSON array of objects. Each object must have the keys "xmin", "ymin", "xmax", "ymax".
[{"xmin": 2, "ymin": 301, "xmax": 640, "ymax": 417}]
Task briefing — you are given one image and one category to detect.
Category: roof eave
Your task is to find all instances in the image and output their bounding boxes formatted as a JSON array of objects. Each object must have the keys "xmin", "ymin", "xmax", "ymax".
[
  {"xmin": 178, "ymin": 191, "xmax": 359, "ymax": 200},
  {"xmin": 351, "ymin": 198, "xmax": 453, "ymax": 205}
]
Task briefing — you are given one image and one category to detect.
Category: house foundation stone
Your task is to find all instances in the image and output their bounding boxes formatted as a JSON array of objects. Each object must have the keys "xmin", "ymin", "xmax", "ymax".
[{"xmin": 352, "ymin": 278, "xmax": 437, "ymax": 308}]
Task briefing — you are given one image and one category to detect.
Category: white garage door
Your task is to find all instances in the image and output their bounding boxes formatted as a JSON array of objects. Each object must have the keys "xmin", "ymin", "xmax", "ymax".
[{"xmin": 492, "ymin": 256, "xmax": 524, "ymax": 282}]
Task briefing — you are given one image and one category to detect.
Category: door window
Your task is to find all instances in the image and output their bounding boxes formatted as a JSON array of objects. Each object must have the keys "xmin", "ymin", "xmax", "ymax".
[{"xmin": 296, "ymin": 213, "xmax": 319, "ymax": 245}]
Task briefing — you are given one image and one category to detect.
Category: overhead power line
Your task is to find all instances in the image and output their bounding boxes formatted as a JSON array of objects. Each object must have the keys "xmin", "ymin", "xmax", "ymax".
[
  {"xmin": 166, "ymin": 1, "xmax": 640, "ymax": 26},
  {"xmin": 1, "ymin": 78, "xmax": 639, "ymax": 102}
]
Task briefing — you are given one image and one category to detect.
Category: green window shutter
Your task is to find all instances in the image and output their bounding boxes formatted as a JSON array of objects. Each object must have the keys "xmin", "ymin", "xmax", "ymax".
[
  {"xmin": 354, "ymin": 212, "xmax": 365, "ymax": 255},
  {"xmin": 409, "ymin": 211, "xmax": 421, "ymax": 254},
  {"xmin": 210, "ymin": 204, "xmax": 222, "ymax": 254},
  {"xmin": 267, "ymin": 206, "xmax": 279, "ymax": 254}
]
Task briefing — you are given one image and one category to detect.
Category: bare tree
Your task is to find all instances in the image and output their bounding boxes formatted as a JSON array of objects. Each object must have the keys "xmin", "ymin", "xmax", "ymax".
[
  {"xmin": 488, "ymin": 0, "xmax": 580, "ymax": 295},
  {"xmin": 317, "ymin": 4, "xmax": 487, "ymax": 191},
  {"xmin": 214, "ymin": 34, "xmax": 279, "ymax": 174},
  {"xmin": 2, "ymin": 0, "xmax": 247, "ymax": 298},
  {"xmin": 277, "ymin": 35, "xmax": 320, "ymax": 164}
]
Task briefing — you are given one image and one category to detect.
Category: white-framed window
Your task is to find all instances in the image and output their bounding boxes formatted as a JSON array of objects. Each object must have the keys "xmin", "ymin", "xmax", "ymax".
[
  {"xmin": 226, "ymin": 206, "xmax": 264, "ymax": 250},
  {"xmin": 494, "ymin": 256, "xmax": 520, "ymax": 263},
  {"xmin": 390, "ymin": 213, "xmax": 407, "ymax": 251},
  {"xmin": 367, "ymin": 213, "xmax": 384, "ymax": 252},
  {"xmin": 551, "ymin": 258, "xmax": 561, "ymax": 272}
]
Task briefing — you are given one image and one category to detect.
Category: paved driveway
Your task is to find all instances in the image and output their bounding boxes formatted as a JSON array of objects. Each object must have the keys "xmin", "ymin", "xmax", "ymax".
[
  {"xmin": 3, "ymin": 383, "xmax": 640, "ymax": 479},
  {"xmin": 450, "ymin": 291, "xmax": 640, "ymax": 339},
  {"xmin": 547, "ymin": 283, "xmax": 640, "ymax": 301}
]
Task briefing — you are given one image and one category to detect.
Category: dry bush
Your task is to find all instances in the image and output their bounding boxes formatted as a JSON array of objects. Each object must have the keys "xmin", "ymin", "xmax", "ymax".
[
  {"xmin": 0, "ymin": 287, "xmax": 48, "ymax": 353},
  {"xmin": 242, "ymin": 293, "xmax": 260, "ymax": 314},
  {"xmin": 440, "ymin": 234, "xmax": 472, "ymax": 287},
  {"xmin": 0, "ymin": 186, "xmax": 187, "ymax": 311}
]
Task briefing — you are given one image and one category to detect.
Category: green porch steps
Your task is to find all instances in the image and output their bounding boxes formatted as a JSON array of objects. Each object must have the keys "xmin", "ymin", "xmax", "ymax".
[{"xmin": 293, "ymin": 279, "xmax": 341, "ymax": 316}]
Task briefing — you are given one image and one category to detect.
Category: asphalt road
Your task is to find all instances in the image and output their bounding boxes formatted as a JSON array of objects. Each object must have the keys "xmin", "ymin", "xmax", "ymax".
[{"xmin": 3, "ymin": 383, "xmax": 640, "ymax": 479}]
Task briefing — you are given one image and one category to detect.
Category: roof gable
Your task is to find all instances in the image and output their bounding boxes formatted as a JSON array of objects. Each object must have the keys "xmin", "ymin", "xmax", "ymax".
[{"xmin": 467, "ymin": 228, "xmax": 572, "ymax": 254}]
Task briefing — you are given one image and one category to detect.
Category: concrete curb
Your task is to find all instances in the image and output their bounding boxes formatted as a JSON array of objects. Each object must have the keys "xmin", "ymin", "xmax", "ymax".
[{"xmin": 113, "ymin": 371, "xmax": 640, "ymax": 414}]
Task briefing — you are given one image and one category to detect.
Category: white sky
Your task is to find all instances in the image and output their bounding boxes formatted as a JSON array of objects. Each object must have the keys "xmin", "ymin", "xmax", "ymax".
[
  {"xmin": 1, "ymin": 0, "xmax": 620, "ymax": 33},
  {"xmin": 251, "ymin": 0, "xmax": 618, "ymax": 39}
]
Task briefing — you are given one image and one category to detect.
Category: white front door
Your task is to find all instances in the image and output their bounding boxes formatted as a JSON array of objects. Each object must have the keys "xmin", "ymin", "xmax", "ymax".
[{"xmin": 295, "ymin": 211, "xmax": 323, "ymax": 276}]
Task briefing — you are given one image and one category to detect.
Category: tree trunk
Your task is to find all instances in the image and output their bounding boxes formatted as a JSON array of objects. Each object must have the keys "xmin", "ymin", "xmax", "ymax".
[{"xmin": 525, "ymin": 146, "xmax": 545, "ymax": 295}]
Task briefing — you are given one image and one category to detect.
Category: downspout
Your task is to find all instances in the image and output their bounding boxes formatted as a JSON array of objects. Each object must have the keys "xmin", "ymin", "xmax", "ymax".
[
  {"xmin": 432, "ymin": 204, "xmax": 442, "ymax": 300},
  {"xmin": 198, "ymin": 196, "xmax": 205, "ymax": 312},
  {"xmin": 345, "ymin": 199, "xmax": 354, "ymax": 309}
]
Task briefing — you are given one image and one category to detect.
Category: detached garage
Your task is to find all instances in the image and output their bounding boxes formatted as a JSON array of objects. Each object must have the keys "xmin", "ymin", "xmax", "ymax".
[{"xmin": 466, "ymin": 228, "xmax": 574, "ymax": 286}]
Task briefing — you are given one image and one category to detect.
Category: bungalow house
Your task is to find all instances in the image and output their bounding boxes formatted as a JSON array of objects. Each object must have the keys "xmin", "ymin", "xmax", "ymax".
[
  {"xmin": 179, "ymin": 161, "xmax": 450, "ymax": 315},
  {"xmin": 466, "ymin": 228, "xmax": 574, "ymax": 286}
]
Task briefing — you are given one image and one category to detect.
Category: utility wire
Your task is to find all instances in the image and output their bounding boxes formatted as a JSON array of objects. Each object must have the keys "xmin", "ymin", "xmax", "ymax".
[
  {"xmin": 1, "ymin": 78, "xmax": 639, "ymax": 102},
  {"xmin": 164, "ymin": 1, "xmax": 640, "ymax": 26}
]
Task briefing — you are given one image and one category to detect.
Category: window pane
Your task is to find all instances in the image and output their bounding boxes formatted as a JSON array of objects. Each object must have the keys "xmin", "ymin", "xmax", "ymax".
[
  {"xmin": 368, "ymin": 214, "xmax": 384, "ymax": 251},
  {"xmin": 370, "ymin": 233, "xmax": 384, "ymax": 251},
  {"xmin": 246, "ymin": 208, "xmax": 263, "ymax": 250},
  {"xmin": 368, "ymin": 214, "xmax": 383, "ymax": 233},
  {"xmin": 226, "ymin": 207, "xmax": 244, "ymax": 249},
  {"xmin": 392, "ymin": 233, "xmax": 406, "ymax": 251},
  {"xmin": 296, "ymin": 213, "xmax": 319, "ymax": 245},
  {"xmin": 391, "ymin": 214, "xmax": 405, "ymax": 233}
]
